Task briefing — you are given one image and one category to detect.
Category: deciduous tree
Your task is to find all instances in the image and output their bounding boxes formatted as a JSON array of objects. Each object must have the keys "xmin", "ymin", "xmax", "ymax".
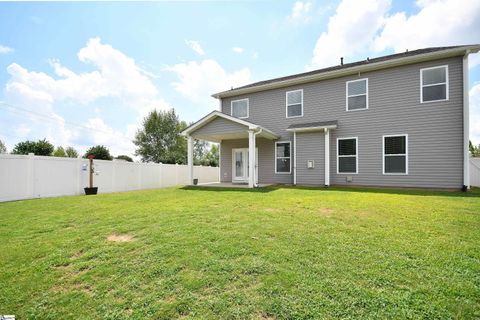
[
  {"xmin": 12, "ymin": 139, "xmax": 54, "ymax": 156},
  {"xmin": 133, "ymin": 109, "xmax": 187, "ymax": 164},
  {"xmin": 84, "ymin": 145, "xmax": 113, "ymax": 160}
]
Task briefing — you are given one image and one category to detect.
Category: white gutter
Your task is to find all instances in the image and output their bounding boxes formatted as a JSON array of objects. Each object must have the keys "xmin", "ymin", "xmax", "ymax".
[
  {"xmin": 463, "ymin": 50, "xmax": 471, "ymax": 190},
  {"xmin": 293, "ymin": 131, "xmax": 297, "ymax": 185}
]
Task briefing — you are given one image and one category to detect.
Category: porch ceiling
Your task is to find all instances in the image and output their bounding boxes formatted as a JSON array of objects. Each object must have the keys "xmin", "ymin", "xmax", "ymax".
[{"xmin": 192, "ymin": 130, "xmax": 275, "ymax": 143}]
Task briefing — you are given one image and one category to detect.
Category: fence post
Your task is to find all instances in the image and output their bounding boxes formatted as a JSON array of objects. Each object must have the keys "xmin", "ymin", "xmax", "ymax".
[
  {"xmin": 159, "ymin": 162, "xmax": 163, "ymax": 188},
  {"xmin": 26, "ymin": 153, "xmax": 35, "ymax": 198},
  {"xmin": 138, "ymin": 162, "xmax": 142, "ymax": 190},
  {"xmin": 112, "ymin": 160, "xmax": 117, "ymax": 193},
  {"xmin": 77, "ymin": 157, "xmax": 83, "ymax": 195},
  {"xmin": 175, "ymin": 163, "xmax": 179, "ymax": 186}
]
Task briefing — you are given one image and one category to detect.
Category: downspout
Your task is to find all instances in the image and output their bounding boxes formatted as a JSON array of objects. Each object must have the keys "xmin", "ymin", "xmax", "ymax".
[
  {"xmin": 253, "ymin": 128, "xmax": 262, "ymax": 187},
  {"xmin": 463, "ymin": 50, "xmax": 471, "ymax": 190},
  {"xmin": 293, "ymin": 131, "xmax": 297, "ymax": 185}
]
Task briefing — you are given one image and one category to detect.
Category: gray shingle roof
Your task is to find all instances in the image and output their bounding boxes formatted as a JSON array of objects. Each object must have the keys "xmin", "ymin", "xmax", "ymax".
[{"xmin": 215, "ymin": 45, "xmax": 473, "ymax": 96}]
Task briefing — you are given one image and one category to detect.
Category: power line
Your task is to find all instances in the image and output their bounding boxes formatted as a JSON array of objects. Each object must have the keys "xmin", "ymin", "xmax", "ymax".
[{"xmin": 0, "ymin": 102, "xmax": 136, "ymax": 143}]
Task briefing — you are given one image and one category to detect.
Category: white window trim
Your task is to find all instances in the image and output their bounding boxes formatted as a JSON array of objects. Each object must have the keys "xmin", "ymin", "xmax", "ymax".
[
  {"xmin": 231, "ymin": 98, "xmax": 249, "ymax": 119},
  {"xmin": 346, "ymin": 78, "xmax": 369, "ymax": 112},
  {"xmin": 420, "ymin": 65, "xmax": 449, "ymax": 103},
  {"xmin": 275, "ymin": 141, "xmax": 291, "ymax": 174},
  {"xmin": 337, "ymin": 137, "xmax": 358, "ymax": 174},
  {"xmin": 286, "ymin": 89, "xmax": 303, "ymax": 118},
  {"xmin": 382, "ymin": 134, "xmax": 409, "ymax": 175}
]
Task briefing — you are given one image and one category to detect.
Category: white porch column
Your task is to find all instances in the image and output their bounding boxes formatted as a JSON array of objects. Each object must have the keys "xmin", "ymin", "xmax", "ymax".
[
  {"xmin": 248, "ymin": 130, "xmax": 255, "ymax": 188},
  {"xmin": 324, "ymin": 128, "xmax": 330, "ymax": 186},
  {"xmin": 187, "ymin": 136, "xmax": 194, "ymax": 185},
  {"xmin": 293, "ymin": 131, "xmax": 297, "ymax": 185}
]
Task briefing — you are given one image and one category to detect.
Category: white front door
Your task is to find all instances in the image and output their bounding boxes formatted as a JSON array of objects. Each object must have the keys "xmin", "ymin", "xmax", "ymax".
[{"xmin": 232, "ymin": 148, "xmax": 258, "ymax": 183}]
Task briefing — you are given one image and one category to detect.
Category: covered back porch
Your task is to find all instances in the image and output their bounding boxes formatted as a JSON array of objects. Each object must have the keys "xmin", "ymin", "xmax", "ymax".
[{"xmin": 181, "ymin": 111, "xmax": 278, "ymax": 188}]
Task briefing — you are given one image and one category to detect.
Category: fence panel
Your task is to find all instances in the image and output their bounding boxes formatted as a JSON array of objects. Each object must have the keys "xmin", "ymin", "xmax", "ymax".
[
  {"xmin": 0, "ymin": 154, "xmax": 219, "ymax": 202},
  {"xmin": 33, "ymin": 156, "xmax": 81, "ymax": 198},
  {"xmin": 471, "ymin": 158, "xmax": 480, "ymax": 187}
]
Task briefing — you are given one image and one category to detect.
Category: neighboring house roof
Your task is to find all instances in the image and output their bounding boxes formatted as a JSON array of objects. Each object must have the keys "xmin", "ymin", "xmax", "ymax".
[
  {"xmin": 181, "ymin": 110, "xmax": 279, "ymax": 140},
  {"xmin": 212, "ymin": 44, "xmax": 480, "ymax": 99},
  {"xmin": 286, "ymin": 120, "xmax": 338, "ymax": 132}
]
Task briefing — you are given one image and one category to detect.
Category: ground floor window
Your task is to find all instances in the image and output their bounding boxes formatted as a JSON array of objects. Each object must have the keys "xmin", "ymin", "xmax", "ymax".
[
  {"xmin": 275, "ymin": 141, "xmax": 291, "ymax": 173},
  {"xmin": 337, "ymin": 137, "xmax": 358, "ymax": 173},
  {"xmin": 383, "ymin": 135, "xmax": 408, "ymax": 174}
]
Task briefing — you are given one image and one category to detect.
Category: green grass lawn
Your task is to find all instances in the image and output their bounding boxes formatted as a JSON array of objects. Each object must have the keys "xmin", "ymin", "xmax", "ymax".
[{"xmin": 1, "ymin": 186, "xmax": 479, "ymax": 319}]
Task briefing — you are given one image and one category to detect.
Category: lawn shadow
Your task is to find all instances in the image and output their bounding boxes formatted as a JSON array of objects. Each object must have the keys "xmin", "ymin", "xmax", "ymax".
[
  {"xmin": 285, "ymin": 185, "xmax": 480, "ymax": 198},
  {"xmin": 182, "ymin": 184, "xmax": 479, "ymax": 198},
  {"xmin": 180, "ymin": 185, "xmax": 276, "ymax": 193}
]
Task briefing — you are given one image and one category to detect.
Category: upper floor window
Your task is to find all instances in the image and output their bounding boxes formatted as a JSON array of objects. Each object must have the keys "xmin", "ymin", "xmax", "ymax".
[
  {"xmin": 337, "ymin": 137, "xmax": 358, "ymax": 174},
  {"xmin": 286, "ymin": 89, "xmax": 303, "ymax": 118},
  {"xmin": 346, "ymin": 78, "xmax": 368, "ymax": 111},
  {"xmin": 231, "ymin": 99, "xmax": 249, "ymax": 118},
  {"xmin": 421, "ymin": 65, "xmax": 448, "ymax": 103},
  {"xmin": 383, "ymin": 135, "xmax": 408, "ymax": 175},
  {"xmin": 275, "ymin": 141, "xmax": 291, "ymax": 174}
]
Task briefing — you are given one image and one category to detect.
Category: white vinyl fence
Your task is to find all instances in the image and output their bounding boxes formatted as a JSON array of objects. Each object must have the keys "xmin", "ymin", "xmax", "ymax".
[
  {"xmin": 471, "ymin": 157, "xmax": 480, "ymax": 187},
  {"xmin": 0, "ymin": 154, "xmax": 219, "ymax": 202}
]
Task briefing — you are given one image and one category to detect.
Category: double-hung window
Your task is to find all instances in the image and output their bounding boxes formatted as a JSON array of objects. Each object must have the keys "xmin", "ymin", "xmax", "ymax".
[
  {"xmin": 275, "ymin": 141, "xmax": 291, "ymax": 174},
  {"xmin": 337, "ymin": 138, "xmax": 358, "ymax": 174},
  {"xmin": 231, "ymin": 99, "xmax": 249, "ymax": 118},
  {"xmin": 420, "ymin": 65, "xmax": 448, "ymax": 103},
  {"xmin": 346, "ymin": 78, "xmax": 368, "ymax": 111},
  {"xmin": 383, "ymin": 135, "xmax": 408, "ymax": 174},
  {"xmin": 286, "ymin": 89, "xmax": 303, "ymax": 118}
]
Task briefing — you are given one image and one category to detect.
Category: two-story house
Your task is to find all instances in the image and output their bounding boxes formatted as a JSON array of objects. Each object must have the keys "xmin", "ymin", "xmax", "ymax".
[{"xmin": 182, "ymin": 45, "xmax": 479, "ymax": 189}]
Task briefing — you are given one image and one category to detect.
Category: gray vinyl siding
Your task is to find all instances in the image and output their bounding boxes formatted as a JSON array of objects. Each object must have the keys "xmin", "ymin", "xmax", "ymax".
[
  {"xmin": 220, "ymin": 138, "xmax": 292, "ymax": 184},
  {"xmin": 220, "ymin": 56, "xmax": 464, "ymax": 188},
  {"xmin": 296, "ymin": 132, "xmax": 325, "ymax": 185},
  {"xmin": 193, "ymin": 117, "xmax": 248, "ymax": 137}
]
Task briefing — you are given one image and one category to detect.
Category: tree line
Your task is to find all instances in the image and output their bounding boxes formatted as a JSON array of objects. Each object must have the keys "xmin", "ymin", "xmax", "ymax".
[
  {"xmin": 0, "ymin": 138, "xmax": 133, "ymax": 162},
  {"xmin": 0, "ymin": 108, "xmax": 219, "ymax": 166}
]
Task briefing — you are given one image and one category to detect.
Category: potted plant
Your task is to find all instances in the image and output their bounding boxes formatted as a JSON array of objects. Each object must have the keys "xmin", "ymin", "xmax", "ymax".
[{"xmin": 84, "ymin": 155, "xmax": 98, "ymax": 195}]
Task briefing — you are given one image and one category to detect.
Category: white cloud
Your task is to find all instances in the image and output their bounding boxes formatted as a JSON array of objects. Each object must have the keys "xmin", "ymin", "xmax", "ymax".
[
  {"xmin": 287, "ymin": 1, "xmax": 313, "ymax": 23},
  {"xmin": 252, "ymin": 52, "xmax": 259, "ymax": 60},
  {"xmin": 233, "ymin": 47, "xmax": 244, "ymax": 54},
  {"xmin": 470, "ymin": 83, "xmax": 480, "ymax": 145},
  {"xmin": 83, "ymin": 117, "xmax": 136, "ymax": 156},
  {"xmin": 185, "ymin": 40, "xmax": 205, "ymax": 56},
  {"xmin": 310, "ymin": 0, "xmax": 391, "ymax": 69},
  {"xmin": 4, "ymin": 37, "xmax": 171, "ymax": 156},
  {"xmin": 15, "ymin": 124, "xmax": 31, "ymax": 137},
  {"xmin": 167, "ymin": 59, "xmax": 251, "ymax": 107},
  {"xmin": 0, "ymin": 45, "xmax": 14, "ymax": 54},
  {"xmin": 374, "ymin": 0, "xmax": 480, "ymax": 52},
  {"xmin": 470, "ymin": 54, "xmax": 480, "ymax": 70},
  {"xmin": 309, "ymin": 0, "xmax": 480, "ymax": 69}
]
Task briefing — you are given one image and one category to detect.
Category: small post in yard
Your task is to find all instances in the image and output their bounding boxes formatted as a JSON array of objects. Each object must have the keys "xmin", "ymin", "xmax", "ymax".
[{"xmin": 84, "ymin": 155, "xmax": 98, "ymax": 195}]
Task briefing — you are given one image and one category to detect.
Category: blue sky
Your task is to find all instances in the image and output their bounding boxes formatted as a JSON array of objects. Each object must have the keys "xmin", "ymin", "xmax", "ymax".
[{"xmin": 0, "ymin": 0, "xmax": 479, "ymax": 157}]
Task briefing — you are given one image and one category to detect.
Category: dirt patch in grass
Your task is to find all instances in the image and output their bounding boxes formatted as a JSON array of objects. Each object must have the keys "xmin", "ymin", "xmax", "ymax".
[
  {"xmin": 254, "ymin": 313, "xmax": 276, "ymax": 320},
  {"xmin": 318, "ymin": 208, "xmax": 335, "ymax": 215},
  {"xmin": 71, "ymin": 250, "xmax": 84, "ymax": 259},
  {"xmin": 107, "ymin": 234, "xmax": 135, "ymax": 242},
  {"xmin": 263, "ymin": 208, "xmax": 280, "ymax": 213}
]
